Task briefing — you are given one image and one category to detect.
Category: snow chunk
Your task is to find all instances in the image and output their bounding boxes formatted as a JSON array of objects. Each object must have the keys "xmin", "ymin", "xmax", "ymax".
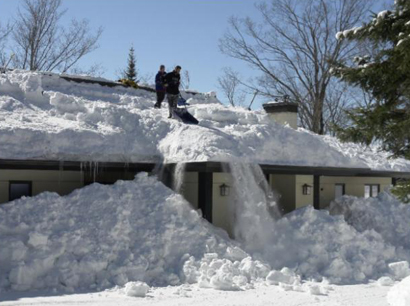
[
  {"xmin": 27, "ymin": 232, "xmax": 48, "ymax": 248},
  {"xmin": 123, "ymin": 281, "xmax": 150, "ymax": 297},
  {"xmin": 266, "ymin": 268, "xmax": 299, "ymax": 285},
  {"xmin": 377, "ymin": 10, "xmax": 390, "ymax": 19},
  {"xmin": 389, "ymin": 262, "xmax": 410, "ymax": 281},
  {"xmin": 378, "ymin": 276, "xmax": 395, "ymax": 286}
]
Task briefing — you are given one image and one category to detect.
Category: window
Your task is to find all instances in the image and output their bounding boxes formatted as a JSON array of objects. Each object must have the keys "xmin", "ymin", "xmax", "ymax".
[
  {"xmin": 364, "ymin": 184, "xmax": 379, "ymax": 198},
  {"xmin": 335, "ymin": 184, "xmax": 345, "ymax": 199},
  {"xmin": 9, "ymin": 181, "xmax": 32, "ymax": 201}
]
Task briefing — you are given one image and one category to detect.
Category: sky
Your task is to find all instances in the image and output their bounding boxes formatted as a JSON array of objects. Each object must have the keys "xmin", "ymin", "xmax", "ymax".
[{"xmin": 0, "ymin": 0, "xmax": 389, "ymax": 109}]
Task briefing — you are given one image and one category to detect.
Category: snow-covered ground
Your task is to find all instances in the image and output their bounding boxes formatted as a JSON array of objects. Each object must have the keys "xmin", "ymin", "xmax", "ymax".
[
  {"xmin": 1, "ymin": 70, "xmax": 410, "ymax": 171},
  {"xmin": 0, "ymin": 282, "xmax": 395, "ymax": 306}
]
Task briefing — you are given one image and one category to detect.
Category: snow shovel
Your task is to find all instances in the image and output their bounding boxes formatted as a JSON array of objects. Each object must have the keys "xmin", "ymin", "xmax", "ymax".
[{"xmin": 172, "ymin": 94, "xmax": 199, "ymax": 125}]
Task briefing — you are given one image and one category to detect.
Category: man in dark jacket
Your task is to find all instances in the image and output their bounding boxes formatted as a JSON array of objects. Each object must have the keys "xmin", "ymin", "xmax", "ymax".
[
  {"xmin": 163, "ymin": 65, "xmax": 181, "ymax": 118},
  {"xmin": 154, "ymin": 65, "xmax": 166, "ymax": 108}
]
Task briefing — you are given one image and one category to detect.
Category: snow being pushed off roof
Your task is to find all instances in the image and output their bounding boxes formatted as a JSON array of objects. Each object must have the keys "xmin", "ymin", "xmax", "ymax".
[{"xmin": 0, "ymin": 69, "xmax": 409, "ymax": 172}]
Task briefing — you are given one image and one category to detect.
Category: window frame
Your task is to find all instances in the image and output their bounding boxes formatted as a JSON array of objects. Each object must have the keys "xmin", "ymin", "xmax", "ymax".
[
  {"xmin": 9, "ymin": 181, "xmax": 33, "ymax": 202},
  {"xmin": 364, "ymin": 184, "xmax": 380, "ymax": 198}
]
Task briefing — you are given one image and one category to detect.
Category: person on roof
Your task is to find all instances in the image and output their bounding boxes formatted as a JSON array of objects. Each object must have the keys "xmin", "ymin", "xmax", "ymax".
[
  {"xmin": 163, "ymin": 65, "xmax": 181, "ymax": 118},
  {"xmin": 154, "ymin": 65, "xmax": 166, "ymax": 108}
]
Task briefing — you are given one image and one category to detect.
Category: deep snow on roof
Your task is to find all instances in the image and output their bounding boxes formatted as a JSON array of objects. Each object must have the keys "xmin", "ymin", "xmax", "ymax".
[{"xmin": 0, "ymin": 69, "xmax": 409, "ymax": 172}]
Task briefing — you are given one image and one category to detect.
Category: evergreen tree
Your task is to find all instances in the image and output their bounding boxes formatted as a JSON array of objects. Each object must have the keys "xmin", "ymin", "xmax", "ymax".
[
  {"xmin": 124, "ymin": 46, "xmax": 138, "ymax": 82},
  {"xmin": 332, "ymin": 0, "xmax": 410, "ymax": 201},
  {"xmin": 332, "ymin": 0, "xmax": 410, "ymax": 158}
]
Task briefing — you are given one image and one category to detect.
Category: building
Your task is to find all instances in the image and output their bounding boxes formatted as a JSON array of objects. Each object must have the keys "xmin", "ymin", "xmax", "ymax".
[{"xmin": 1, "ymin": 70, "xmax": 409, "ymax": 237}]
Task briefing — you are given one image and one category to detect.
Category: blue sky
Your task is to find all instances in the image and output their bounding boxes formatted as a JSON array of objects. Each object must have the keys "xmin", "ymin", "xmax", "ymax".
[
  {"xmin": 0, "ymin": 0, "xmax": 262, "ymax": 106},
  {"xmin": 0, "ymin": 0, "xmax": 389, "ymax": 108}
]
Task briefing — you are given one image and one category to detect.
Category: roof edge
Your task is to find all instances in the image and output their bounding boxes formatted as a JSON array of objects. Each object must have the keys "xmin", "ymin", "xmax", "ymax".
[{"xmin": 1, "ymin": 159, "xmax": 409, "ymax": 178}]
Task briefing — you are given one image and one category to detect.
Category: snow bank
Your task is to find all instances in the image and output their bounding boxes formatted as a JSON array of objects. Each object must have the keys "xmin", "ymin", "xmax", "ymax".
[
  {"xmin": 0, "ymin": 173, "xmax": 247, "ymax": 292},
  {"xmin": 1, "ymin": 171, "xmax": 409, "ymax": 292},
  {"xmin": 387, "ymin": 276, "xmax": 410, "ymax": 306},
  {"xmin": 0, "ymin": 171, "xmax": 324, "ymax": 293},
  {"xmin": 223, "ymin": 164, "xmax": 409, "ymax": 284},
  {"xmin": 1, "ymin": 69, "xmax": 409, "ymax": 172},
  {"xmin": 245, "ymin": 205, "xmax": 409, "ymax": 284},
  {"xmin": 329, "ymin": 193, "xmax": 410, "ymax": 252}
]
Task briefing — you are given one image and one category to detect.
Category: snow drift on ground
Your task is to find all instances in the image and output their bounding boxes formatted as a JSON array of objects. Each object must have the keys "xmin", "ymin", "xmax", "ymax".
[
  {"xmin": 329, "ymin": 193, "xmax": 410, "ymax": 252},
  {"xmin": 1, "ymin": 172, "xmax": 409, "ymax": 293},
  {"xmin": 0, "ymin": 173, "xmax": 262, "ymax": 292},
  {"xmin": 244, "ymin": 204, "xmax": 410, "ymax": 284},
  {"xmin": 387, "ymin": 276, "xmax": 410, "ymax": 306},
  {"xmin": 1, "ymin": 70, "xmax": 410, "ymax": 172}
]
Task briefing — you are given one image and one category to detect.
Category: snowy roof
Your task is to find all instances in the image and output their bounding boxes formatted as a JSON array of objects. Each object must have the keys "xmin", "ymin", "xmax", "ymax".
[{"xmin": 1, "ymin": 69, "xmax": 410, "ymax": 173}]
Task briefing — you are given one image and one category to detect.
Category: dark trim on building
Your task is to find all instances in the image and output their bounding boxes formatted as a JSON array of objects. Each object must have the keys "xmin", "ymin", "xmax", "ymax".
[
  {"xmin": 198, "ymin": 172, "xmax": 213, "ymax": 223},
  {"xmin": 0, "ymin": 159, "xmax": 156, "ymax": 172},
  {"xmin": 313, "ymin": 175, "xmax": 320, "ymax": 209},
  {"xmin": 1, "ymin": 159, "xmax": 409, "ymax": 179},
  {"xmin": 262, "ymin": 102, "xmax": 298, "ymax": 114},
  {"xmin": 8, "ymin": 180, "xmax": 32, "ymax": 202},
  {"xmin": 184, "ymin": 162, "xmax": 410, "ymax": 178}
]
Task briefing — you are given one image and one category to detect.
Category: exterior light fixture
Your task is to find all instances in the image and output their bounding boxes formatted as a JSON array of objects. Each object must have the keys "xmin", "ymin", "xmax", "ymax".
[
  {"xmin": 220, "ymin": 183, "xmax": 230, "ymax": 196},
  {"xmin": 302, "ymin": 184, "xmax": 312, "ymax": 195}
]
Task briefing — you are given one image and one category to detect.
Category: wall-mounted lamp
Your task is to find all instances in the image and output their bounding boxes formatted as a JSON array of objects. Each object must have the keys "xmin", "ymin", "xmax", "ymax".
[
  {"xmin": 220, "ymin": 183, "xmax": 230, "ymax": 196},
  {"xmin": 302, "ymin": 184, "xmax": 312, "ymax": 195}
]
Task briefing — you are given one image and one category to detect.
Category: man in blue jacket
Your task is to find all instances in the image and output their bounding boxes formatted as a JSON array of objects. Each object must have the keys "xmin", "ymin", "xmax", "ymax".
[
  {"xmin": 154, "ymin": 65, "xmax": 166, "ymax": 108},
  {"xmin": 163, "ymin": 65, "xmax": 181, "ymax": 118}
]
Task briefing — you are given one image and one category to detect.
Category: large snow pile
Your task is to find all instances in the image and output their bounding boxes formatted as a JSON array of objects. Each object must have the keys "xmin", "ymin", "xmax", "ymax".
[
  {"xmin": 1, "ymin": 171, "xmax": 409, "ymax": 293},
  {"xmin": 221, "ymin": 163, "xmax": 410, "ymax": 285},
  {"xmin": 329, "ymin": 193, "xmax": 410, "ymax": 252},
  {"xmin": 242, "ymin": 205, "xmax": 410, "ymax": 284},
  {"xmin": 0, "ymin": 173, "xmax": 270, "ymax": 292},
  {"xmin": 387, "ymin": 276, "xmax": 410, "ymax": 306},
  {"xmin": 1, "ymin": 70, "xmax": 410, "ymax": 171}
]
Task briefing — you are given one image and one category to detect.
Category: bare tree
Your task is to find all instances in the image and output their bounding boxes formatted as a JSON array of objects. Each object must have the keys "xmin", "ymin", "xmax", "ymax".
[
  {"xmin": 69, "ymin": 63, "xmax": 105, "ymax": 78},
  {"xmin": 0, "ymin": 22, "xmax": 13, "ymax": 66},
  {"xmin": 11, "ymin": 0, "xmax": 102, "ymax": 73},
  {"xmin": 181, "ymin": 70, "xmax": 191, "ymax": 90},
  {"xmin": 217, "ymin": 67, "xmax": 246, "ymax": 106},
  {"xmin": 219, "ymin": 0, "xmax": 373, "ymax": 134}
]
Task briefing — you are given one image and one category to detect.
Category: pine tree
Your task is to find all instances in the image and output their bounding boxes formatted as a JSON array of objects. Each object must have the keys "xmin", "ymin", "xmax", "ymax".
[
  {"xmin": 332, "ymin": 0, "xmax": 410, "ymax": 201},
  {"xmin": 332, "ymin": 0, "xmax": 410, "ymax": 158},
  {"xmin": 125, "ymin": 46, "xmax": 137, "ymax": 82}
]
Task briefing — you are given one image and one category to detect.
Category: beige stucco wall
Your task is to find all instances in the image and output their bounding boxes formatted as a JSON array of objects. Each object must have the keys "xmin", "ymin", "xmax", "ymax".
[
  {"xmin": 181, "ymin": 172, "xmax": 199, "ymax": 209},
  {"xmin": 319, "ymin": 176, "xmax": 392, "ymax": 208},
  {"xmin": 0, "ymin": 169, "xmax": 84, "ymax": 204},
  {"xmin": 270, "ymin": 175, "xmax": 393, "ymax": 211},
  {"xmin": 295, "ymin": 175, "xmax": 314, "ymax": 209},
  {"xmin": 212, "ymin": 173, "xmax": 234, "ymax": 237},
  {"xmin": 268, "ymin": 112, "xmax": 298, "ymax": 129}
]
